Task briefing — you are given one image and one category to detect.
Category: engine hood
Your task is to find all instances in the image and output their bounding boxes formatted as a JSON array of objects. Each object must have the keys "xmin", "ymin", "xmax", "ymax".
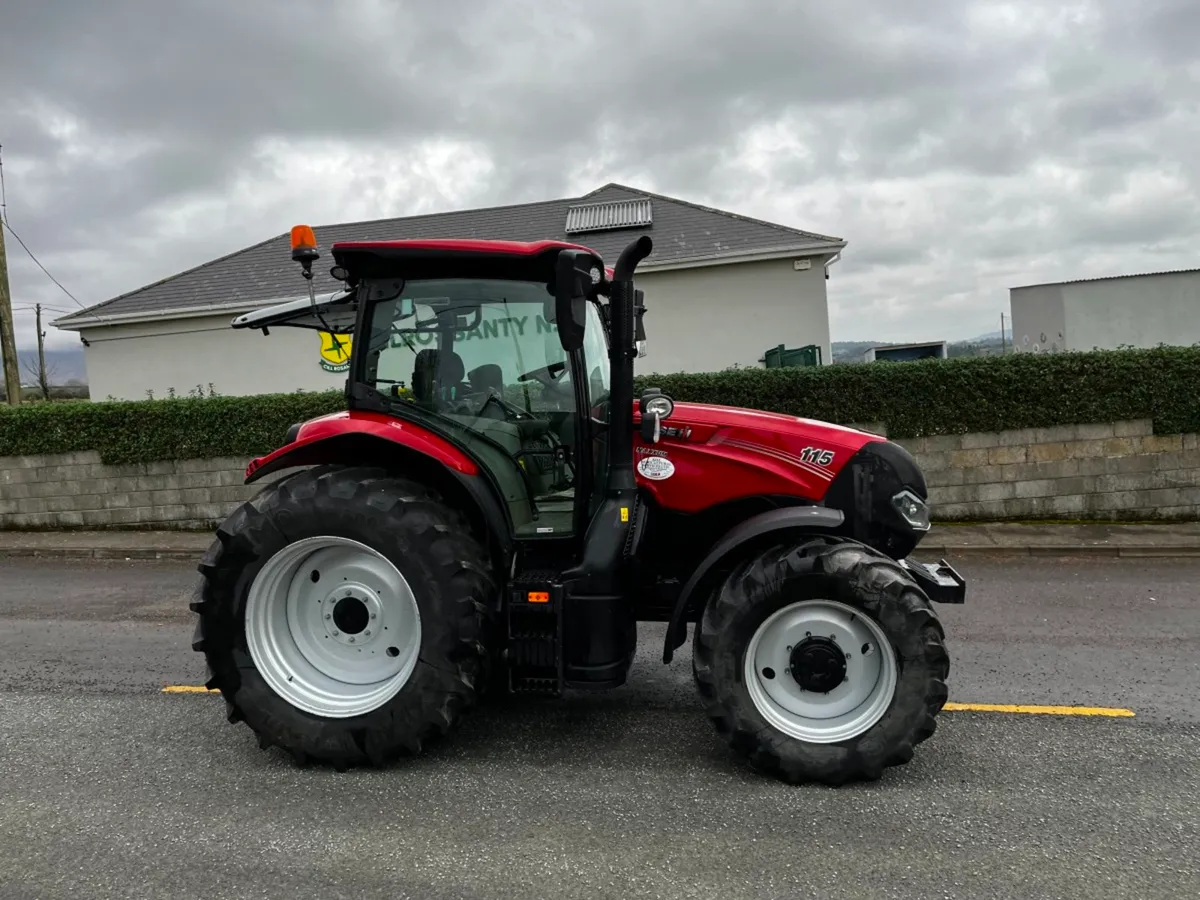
[
  {"xmin": 642, "ymin": 400, "xmax": 885, "ymax": 458},
  {"xmin": 631, "ymin": 399, "xmax": 887, "ymax": 514}
]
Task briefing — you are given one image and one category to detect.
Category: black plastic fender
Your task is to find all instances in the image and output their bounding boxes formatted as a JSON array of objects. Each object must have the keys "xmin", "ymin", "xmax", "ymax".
[{"xmin": 661, "ymin": 505, "xmax": 846, "ymax": 663}]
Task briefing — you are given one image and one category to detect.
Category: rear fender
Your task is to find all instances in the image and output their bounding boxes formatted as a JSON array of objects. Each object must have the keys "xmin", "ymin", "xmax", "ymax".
[
  {"xmin": 661, "ymin": 506, "xmax": 846, "ymax": 664},
  {"xmin": 245, "ymin": 422, "xmax": 513, "ymax": 569}
]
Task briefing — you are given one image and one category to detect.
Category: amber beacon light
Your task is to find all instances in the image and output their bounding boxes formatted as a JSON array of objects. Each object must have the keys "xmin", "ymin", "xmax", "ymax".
[{"xmin": 290, "ymin": 225, "xmax": 319, "ymax": 264}]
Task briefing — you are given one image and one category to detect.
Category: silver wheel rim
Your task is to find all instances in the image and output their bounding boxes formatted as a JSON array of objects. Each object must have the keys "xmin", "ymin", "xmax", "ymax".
[
  {"xmin": 245, "ymin": 535, "xmax": 422, "ymax": 719},
  {"xmin": 744, "ymin": 599, "xmax": 898, "ymax": 744}
]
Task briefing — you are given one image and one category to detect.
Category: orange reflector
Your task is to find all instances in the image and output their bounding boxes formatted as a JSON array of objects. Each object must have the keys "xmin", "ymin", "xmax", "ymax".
[
  {"xmin": 527, "ymin": 591, "xmax": 550, "ymax": 604},
  {"xmin": 290, "ymin": 224, "xmax": 317, "ymax": 251}
]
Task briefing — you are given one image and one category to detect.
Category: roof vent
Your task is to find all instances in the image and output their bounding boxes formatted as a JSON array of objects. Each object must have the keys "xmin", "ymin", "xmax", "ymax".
[{"xmin": 565, "ymin": 198, "xmax": 653, "ymax": 234}]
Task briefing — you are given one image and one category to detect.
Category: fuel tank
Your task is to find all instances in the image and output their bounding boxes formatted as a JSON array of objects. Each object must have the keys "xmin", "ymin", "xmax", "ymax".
[{"xmin": 631, "ymin": 401, "xmax": 886, "ymax": 514}]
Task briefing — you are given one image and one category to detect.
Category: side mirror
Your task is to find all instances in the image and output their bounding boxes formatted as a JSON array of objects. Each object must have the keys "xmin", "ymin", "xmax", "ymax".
[{"xmin": 554, "ymin": 249, "xmax": 595, "ymax": 352}]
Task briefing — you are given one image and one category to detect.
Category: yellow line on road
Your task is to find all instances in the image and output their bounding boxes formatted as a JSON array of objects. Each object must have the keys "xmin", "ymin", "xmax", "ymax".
[
  {"xmin": 943, "ymin": 702, "xmax": 1134, "ymax": 717},
  {"xmin": 161, "ymin": 686, "xmax": 1134, "ymax": 716}
]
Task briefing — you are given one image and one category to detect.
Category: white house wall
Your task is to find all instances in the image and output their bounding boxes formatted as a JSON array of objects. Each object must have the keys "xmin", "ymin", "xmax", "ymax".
[
  {"xmin": 633, "ymin": 257, "xmax": 833, "ymax": 375},
  {"xmin": 77, "ymin": 256, "xmax": 835, "ymax": 400},
  {"xmin": 79, "ymin": 315, "xmax": 348, "ymax": 400}
]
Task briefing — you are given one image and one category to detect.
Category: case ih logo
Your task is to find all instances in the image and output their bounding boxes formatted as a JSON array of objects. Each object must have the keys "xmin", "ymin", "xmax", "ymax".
[{"xmin": 800, "ymin": 446, "xmax": 835, "ymax": 467}]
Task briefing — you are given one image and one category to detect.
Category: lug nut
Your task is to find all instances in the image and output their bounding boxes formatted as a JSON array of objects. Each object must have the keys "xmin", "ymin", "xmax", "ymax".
[{"xmin": 349, "ymin": 637, "xmax": 355, "ymax": 643}]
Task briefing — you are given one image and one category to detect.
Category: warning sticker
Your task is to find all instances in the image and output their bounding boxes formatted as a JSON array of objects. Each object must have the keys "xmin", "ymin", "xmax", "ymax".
[{"xmin": 636, "ymin": 456, "xmax": 675, "ymax": 481}]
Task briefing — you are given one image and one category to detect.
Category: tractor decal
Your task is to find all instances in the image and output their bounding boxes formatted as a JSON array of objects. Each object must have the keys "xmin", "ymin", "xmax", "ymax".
[{"xmin": 318, "ymin": 331, "xmax": 352, "ymax": 372}]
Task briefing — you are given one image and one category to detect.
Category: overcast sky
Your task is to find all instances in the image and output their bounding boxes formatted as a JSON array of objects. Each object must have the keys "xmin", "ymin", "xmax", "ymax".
[{"xmin": 2, "ymin": 0, "xmax": 1197, "ymax": 351}]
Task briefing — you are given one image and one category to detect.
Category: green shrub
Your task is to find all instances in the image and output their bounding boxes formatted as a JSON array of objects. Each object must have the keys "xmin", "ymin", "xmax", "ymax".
[
  {"xmin": 635, "ymin": 346, "xmax": 1200, "ymax": 438},
  {"xmin": 0, "ymin": 346, "xmax": 1197, "ymax": 464},
  {"xmin": 0, "ymin": 391, "xmax": 346, "ymax": 465}
]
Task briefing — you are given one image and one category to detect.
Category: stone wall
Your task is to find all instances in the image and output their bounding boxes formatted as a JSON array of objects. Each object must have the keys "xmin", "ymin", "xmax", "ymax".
[
  {"xmin": 0, "ymin": 452, "xmax": 264, "ymax": 530},
  {"xmin": 892, "ymin": 419, "xmax": 1200, "ymax": 521},
  {"xmin": 1, "ymin": 418, "xmax": 1198, "ymax": 529}
]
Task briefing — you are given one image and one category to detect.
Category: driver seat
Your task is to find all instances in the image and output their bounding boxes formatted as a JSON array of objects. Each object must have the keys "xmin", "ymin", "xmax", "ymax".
[{"xmin": 411, "ymin": 349, "xmax": 469, "ymax": 407}]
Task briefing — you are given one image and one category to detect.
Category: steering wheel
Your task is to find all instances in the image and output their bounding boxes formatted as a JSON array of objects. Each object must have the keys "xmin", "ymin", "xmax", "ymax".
[
  {"xmin": 477, "ymin": 388, "xmax": 533, "ymax": 421},
  {"xmin": 517, "ymin": 360, "xmax": 567, "ymax": 386}
]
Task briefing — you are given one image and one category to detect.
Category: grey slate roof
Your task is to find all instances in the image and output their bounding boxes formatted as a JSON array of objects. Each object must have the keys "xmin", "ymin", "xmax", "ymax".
[{"xmin": 54, "ymin": 183, "xmax": 845, "ymax": 327}]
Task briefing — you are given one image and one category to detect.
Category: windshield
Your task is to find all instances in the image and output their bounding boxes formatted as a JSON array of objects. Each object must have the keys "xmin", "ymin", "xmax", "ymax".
[{"xmin": 359, "ymin": 277, "xmax": 610, "ymax": 537}]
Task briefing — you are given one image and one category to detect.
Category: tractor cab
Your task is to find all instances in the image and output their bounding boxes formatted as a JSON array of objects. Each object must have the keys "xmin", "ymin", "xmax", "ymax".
[{"xmin": 233, "ymin": 229, "xmax": 652, "ymax": 550}]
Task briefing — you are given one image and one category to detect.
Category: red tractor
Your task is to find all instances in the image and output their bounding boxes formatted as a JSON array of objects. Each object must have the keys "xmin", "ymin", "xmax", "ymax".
[{"xmin": 190, "ymin": 227, "xmax": 966, "ymax": 785}]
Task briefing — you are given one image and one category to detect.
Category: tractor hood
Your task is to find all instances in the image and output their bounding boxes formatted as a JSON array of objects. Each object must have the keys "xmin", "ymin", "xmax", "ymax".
[
  {"xmin": 639, "ymin": 400, "xmax": 885, "ymax": 460},
  {"xmin": 630, "ymin": 399, "xmax": 888, "ymax": 515}
]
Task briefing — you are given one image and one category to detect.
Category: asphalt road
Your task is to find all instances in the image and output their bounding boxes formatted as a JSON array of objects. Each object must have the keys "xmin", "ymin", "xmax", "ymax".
[{"xmin": 1, "ymin": 556, "xmax": 1197, "ymax": 899}]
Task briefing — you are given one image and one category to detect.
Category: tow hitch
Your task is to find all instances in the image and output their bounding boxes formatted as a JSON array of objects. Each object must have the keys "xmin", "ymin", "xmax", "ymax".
[{"xmin": 900, "ymin": 557, "xmax": 967, "ymax": 604}]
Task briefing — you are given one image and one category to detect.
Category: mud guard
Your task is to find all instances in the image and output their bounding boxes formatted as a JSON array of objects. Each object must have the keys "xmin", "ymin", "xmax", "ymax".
[{"xmin": 661, "ymin": 505, "xmax": 846, "ymax": 664}]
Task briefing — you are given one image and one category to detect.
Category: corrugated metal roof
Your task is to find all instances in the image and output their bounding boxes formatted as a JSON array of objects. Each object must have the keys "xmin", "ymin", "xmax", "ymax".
[
  {"xmin": 1011, "ymin": 267, "xmax": 1200, "ymax": 290},
  {"xmin": 53, "ymin": 182, "xmax": 845, "ymax": 327},
  {"xmin": 564, "ymin": 198, "xmax": 653, "ymax": 233}
]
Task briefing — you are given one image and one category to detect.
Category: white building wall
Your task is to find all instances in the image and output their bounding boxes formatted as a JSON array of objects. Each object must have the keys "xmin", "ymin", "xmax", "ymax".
[
  {"xmin": 633, "ymin": 256, "xmax": 833, "ymax": 375},
  {"xmin": 1010, "ymin": 270, "xmax": 1200, "ymax": 355},
  {"xmin": 1009, "ymin": 284, "xmax": 1066, "ymax": 354},
  {"xmin": 78, "ymin": 255, "xmax": 835, "ymax": 400},
  {"xmin": 79, "ymin": 314, "xmax": 348, "ymax": 400},
  {"xmin": 1061, "ymin": 271, "xmax": 1200, "ymax": 351}
]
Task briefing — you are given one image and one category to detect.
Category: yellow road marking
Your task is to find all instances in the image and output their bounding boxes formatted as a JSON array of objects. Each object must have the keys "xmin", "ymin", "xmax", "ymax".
[
  {"xmin": 161, "ymin": 686, "xmax": 1134, "ymax": 716},
  {"xmin": 943, "ymin": 702, "xmax": 1134, "ymax": 717}
]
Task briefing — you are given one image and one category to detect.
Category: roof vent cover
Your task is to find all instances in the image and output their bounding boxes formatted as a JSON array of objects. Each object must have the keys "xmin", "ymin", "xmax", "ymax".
[{"xmin": 565, "ymin": 198, "xmax": 653, "ymax": 234}]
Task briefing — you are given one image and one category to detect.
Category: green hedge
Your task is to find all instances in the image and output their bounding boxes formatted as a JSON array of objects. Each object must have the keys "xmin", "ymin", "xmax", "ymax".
[
  {"xmin": 0, "ymin": 346, "xmax": 1197, "ymax": 464},
  {"xmin": 0, "ymin": 391, "xmax": 346, "ymax": 465},
  {"xmin": 636, "ymin": 345, "xmax": 1200, "ymax": 439}
]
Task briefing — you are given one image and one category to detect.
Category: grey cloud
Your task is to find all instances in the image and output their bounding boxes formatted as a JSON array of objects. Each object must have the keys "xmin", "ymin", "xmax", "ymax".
[{"xmin": 2, "ymin": 0, "xmax": 1198, "ymax": 351}]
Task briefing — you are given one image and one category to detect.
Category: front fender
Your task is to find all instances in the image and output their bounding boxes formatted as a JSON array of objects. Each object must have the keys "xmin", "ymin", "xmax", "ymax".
[{"xmin": 661, "ymin": 505, "xmax": 846, "ymax": 664}]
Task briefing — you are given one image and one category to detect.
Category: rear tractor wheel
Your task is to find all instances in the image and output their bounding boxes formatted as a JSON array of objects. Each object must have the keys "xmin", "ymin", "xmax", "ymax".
[
  {"xmin": 692, "ymin": 536, "xmax": 949, "ymax": 785},
  {"xmin": 190, "ymin": 464, "xmax": 497, "ymax": 770}
]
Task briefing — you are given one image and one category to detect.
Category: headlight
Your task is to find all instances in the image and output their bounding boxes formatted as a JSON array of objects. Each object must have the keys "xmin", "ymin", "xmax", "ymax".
[
  {"xmin": 892, "ymin": 489, "xmax": 931, "ymax": 531},
  {"xmin": 644, "ymin": 395, "xmax": 673, "ymax": 418}
]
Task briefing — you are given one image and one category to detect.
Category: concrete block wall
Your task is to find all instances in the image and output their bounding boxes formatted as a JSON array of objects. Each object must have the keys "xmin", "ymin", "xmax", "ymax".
[
  {"xmin": 1, "ymin": 418, "xmax": 1198, "ymax": 529},
  {"xmin": 0, "ymin": 452, "xmax": 266, "ymax": 530},
  {"xmin": 891, "ymin": 419, "xmax": 1200, "ymax": 521}
]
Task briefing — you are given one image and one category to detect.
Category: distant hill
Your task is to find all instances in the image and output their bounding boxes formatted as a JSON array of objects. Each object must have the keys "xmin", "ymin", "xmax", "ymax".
[{"xmin": 14, "ymin": 346, "xmax": 88, "ymax": 385}]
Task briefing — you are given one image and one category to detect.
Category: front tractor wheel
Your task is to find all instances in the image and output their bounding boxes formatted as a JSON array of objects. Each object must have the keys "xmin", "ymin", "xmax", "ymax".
[
  {"xmin": 190, "ymin": 464, "xmax": 497, "ymax": 770},
  {"xmin": 692, "ymin": 537, "xmax": 949, "ymax": 785}
]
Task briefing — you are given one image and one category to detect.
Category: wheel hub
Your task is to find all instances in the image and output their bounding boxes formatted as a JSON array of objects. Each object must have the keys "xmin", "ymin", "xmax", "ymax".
[
  {"xmin": 789, "ymin": 636, "xmax": 847, "ymax": 693},
  {"xmin": 323, "ymin": 583, "xmax": 382, "ymax": 647}
]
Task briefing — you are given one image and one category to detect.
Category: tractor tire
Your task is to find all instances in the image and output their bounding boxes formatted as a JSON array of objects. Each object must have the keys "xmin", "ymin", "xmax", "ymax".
[
  {"xmin": 190, "ymin": 463, "xmax": 498, "ymax": 770},
  {"xmin": 692, "ymin": 536, "xmax": 949, "ymax": 786}
]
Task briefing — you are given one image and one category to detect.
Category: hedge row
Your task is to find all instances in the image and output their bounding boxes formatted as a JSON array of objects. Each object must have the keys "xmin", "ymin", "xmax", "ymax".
[{"xmin": 0, "ymin": 346, "xmax": 1197, "ymax": 465}]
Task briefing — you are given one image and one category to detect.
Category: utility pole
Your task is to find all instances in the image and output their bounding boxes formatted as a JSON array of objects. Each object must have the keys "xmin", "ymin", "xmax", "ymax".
[
  {"xmin": 0, "ymin": 220, "xmax": 22, "ymax": 405},
  {"xmin": 35, "ymin": 303, "xmax": 49, "ymax": 399},
  {"xmin": 1000, "ymin": 312, "xmax": 1007, "ymax": 355}
]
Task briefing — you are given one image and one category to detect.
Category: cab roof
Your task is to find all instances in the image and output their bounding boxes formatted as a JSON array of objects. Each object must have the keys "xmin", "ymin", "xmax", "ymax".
[{"xmin": 330, "ymin": 238, "xmax": 613, "ymax": 283}]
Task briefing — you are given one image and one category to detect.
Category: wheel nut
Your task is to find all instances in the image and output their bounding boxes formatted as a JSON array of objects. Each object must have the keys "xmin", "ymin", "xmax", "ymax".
[
  {"xmin": 364, "ymin": 630, "xmax": 371, "ymax": 637},
  {"xmin": 349, "ymin": 637, "xmax": 356, "ymax": 643},
  {"xmin": 370, "ymin": 613, "xmax": 377, "ymax": 620},
  {"xmin": 325, "ymin": 613, "xmax": 331, "ymax": 620}
]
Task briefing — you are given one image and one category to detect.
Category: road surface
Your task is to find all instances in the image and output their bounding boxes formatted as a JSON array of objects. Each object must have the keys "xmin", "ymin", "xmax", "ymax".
[{"xmin": 1, "ymin": 555, "xmax": 1197, "ymax": 899}]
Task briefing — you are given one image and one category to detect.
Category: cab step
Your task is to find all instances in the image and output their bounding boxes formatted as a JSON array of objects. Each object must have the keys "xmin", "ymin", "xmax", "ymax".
[{"xmin": 505, "ymin": 571, "xmax": 564, "ymax": 696}]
